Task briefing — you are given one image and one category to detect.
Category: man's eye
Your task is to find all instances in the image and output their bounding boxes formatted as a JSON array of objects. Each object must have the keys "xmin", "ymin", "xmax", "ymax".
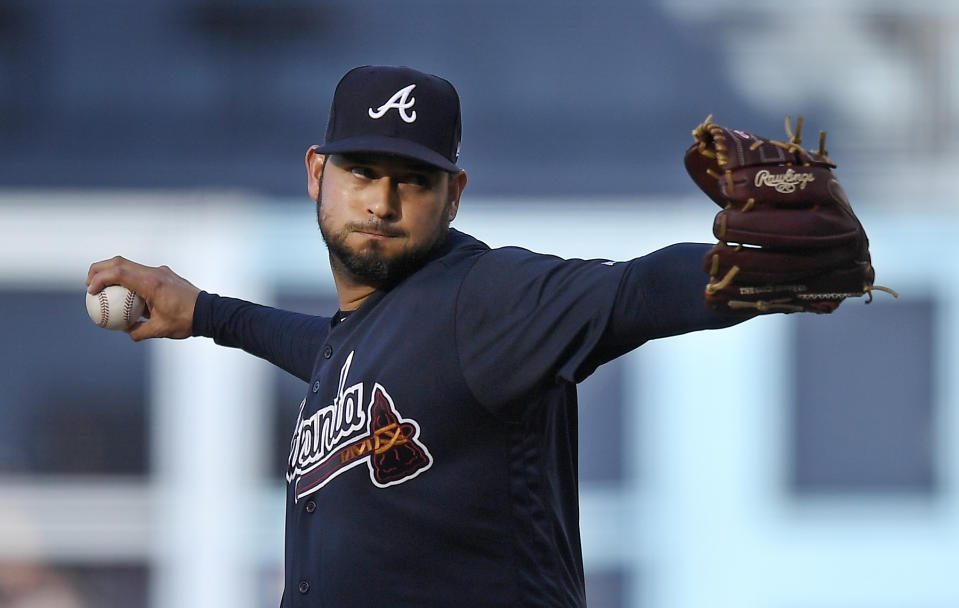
[
  {"xmin": 403, "ymin": 174, "xmax": 430, "ymax": 187},
  {"xmin": 350, "ymin": 167, "xmax": 375, "ymax": 179}
]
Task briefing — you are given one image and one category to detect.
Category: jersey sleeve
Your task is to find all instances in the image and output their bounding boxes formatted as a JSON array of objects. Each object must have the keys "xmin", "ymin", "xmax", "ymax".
[
  {"xmin": 191, "ymin": 291, "xmax": 331, "ymax": 382},
  {"xmin": 581, "ymin": 242, "xmax": 749, "ymax": 374},
  {"xmin": 455, "ymin": 243, "xmax": 748, "ymax": 413}
]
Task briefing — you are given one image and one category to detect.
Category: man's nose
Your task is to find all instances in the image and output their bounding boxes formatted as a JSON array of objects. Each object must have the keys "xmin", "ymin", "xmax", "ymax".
[{"xmin": 366, "ymin": 178, "xmax": 400, "ymax": 219}]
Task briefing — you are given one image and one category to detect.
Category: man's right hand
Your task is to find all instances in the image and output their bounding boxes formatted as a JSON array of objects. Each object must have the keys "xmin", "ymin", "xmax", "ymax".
[{"xmin": 86, "ymin": 256, "xmax": 201, "ymax": 341}]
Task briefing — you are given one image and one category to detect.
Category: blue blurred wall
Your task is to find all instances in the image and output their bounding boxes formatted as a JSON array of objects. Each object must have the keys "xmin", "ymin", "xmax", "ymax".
[{"xmin": 0, "ymin": 0, "xmax": 773, "ymax": 197}]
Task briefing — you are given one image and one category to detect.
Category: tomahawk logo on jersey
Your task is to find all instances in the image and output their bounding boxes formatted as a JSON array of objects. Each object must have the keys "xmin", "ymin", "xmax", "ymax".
[{"xmin": 286, "ymin": 351, "xmax": 433, "ymax": 501}]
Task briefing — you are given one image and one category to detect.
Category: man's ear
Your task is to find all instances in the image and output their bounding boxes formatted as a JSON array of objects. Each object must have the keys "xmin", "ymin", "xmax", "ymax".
[
  {"xmin": 305, "ymin": 146, "xmax": 326, "ymax": 202},
  {"xmin": 447, "ymin": 170, "xmax": 467, "ymax": 222}
]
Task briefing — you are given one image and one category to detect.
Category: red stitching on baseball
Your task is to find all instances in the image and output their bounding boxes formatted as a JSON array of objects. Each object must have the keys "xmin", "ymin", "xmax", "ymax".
[
  {"xmin": 123, "ymin": 289, "xmax": 137, "ymax": 325},
  {"xmin": 98, "ymin": 291, "xmax": 110, "ymax": 327}
]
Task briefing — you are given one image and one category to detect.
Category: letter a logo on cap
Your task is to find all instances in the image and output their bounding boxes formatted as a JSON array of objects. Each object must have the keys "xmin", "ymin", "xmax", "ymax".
[{"xmin": 368, "ymin": 84, "xmax": 417, "ymax": 123}]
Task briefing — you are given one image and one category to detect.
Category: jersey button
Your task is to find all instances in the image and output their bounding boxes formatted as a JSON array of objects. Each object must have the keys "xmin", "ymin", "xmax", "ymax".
[
  {"xmin": 298, "ymin": 580, "xmax": 310, "ymax": 594},
  {"xmin": 305, "ymin": 500, "xmax": 316, "ymax": 513},
  {"xmin": 312, "ymin": 380, "xmax": 320, "ymax": 393},
  {"xmin": 323, "ymin": 345, "xmax": 333, "ymax": 359}
]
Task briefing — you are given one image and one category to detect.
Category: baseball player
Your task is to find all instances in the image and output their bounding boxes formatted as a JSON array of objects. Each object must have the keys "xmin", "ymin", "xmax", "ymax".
[{"xmin": 86, "ymin": 65, "xmax": 883, "ymax": 606}]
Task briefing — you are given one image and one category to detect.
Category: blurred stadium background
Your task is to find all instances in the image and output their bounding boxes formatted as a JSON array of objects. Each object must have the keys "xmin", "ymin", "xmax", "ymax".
[{"xmin": 0, "ymin": 1, "xmax": 956, "ymax": 607}]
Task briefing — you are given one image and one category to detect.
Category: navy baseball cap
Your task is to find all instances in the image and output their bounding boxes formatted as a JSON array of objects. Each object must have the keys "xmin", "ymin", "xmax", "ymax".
[{"xmin": 317, "ymin": 65, "xmax": 462, "ymax": 172}]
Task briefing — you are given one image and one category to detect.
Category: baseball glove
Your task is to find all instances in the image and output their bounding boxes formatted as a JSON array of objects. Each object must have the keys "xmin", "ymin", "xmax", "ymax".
[{"xmin": 684, "ymin": 115, "xmax": 896, "ymax": 314}]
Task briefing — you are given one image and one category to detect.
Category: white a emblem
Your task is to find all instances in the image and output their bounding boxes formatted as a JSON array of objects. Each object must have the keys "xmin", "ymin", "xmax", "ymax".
[{"xmin": 368, "ymin": 84, "xmax": 417, "ymax": 123}]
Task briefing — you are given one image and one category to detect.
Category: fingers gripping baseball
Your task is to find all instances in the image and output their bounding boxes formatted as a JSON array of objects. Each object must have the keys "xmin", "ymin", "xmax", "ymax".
[{"xmin": 86, "ymin": 256, "xmax": 201, "ymax": 341}]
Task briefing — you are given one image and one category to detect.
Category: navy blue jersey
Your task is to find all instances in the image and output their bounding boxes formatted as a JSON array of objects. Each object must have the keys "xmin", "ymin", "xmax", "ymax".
[{"xmin": 193, "ymin": 229, "xmax": 742, "ymax": 607}]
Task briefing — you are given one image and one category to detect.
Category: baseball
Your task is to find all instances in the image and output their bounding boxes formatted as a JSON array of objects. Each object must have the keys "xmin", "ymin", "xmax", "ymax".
[{"xmin": 86, "ymin": 285, "xmax": 146, "ymax": 330}]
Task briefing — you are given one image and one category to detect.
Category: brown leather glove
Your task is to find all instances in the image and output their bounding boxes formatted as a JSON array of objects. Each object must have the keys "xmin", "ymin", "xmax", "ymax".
[{"xmin": 684, "ymin": 115, "xmax": 895, "ymax": 314}]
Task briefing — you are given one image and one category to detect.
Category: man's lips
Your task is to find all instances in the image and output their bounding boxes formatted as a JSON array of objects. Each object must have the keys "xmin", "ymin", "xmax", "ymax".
[
  {"xmin": 351, "ymin": 225, "xmax": 403, "ymax": 239},
  {"xmin": 355, "ymin": 230, "xmax": 394, "ymax": 240}
]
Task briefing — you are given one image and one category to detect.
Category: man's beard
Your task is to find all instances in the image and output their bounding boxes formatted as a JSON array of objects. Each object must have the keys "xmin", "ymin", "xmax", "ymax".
[{"xmin": 316, "ymin": 194, "xmax": 451, "ymax": 289}]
